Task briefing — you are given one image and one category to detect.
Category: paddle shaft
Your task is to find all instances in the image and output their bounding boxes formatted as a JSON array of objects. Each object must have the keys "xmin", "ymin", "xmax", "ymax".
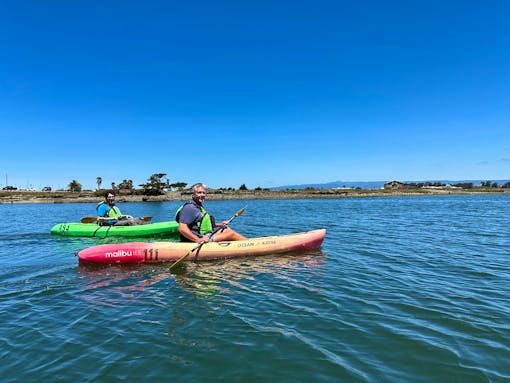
[
  {"xmin": 169, "ymin": 207, "xmax": 246, "ymax": 271},
  {"xmin": 80, "ymin": 216, "xmax": 152, "ymax": 224}
]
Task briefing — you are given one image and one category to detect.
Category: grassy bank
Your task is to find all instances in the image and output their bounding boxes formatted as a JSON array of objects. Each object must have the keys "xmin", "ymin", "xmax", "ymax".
[{"xmin": 0, "ymin": 187, "xmax": 508, "ymax": 204}]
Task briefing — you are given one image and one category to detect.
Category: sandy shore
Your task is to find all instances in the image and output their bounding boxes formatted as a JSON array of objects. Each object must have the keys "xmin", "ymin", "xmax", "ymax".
[{"xmin": 1, "ymin": 188, "xmax": 507, "ymax": 204}]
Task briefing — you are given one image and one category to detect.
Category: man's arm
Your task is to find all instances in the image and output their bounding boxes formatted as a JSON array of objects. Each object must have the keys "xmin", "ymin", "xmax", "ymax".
[{"xmin": 178, "ymin": 222, "xmax": 209, "ymax": 243}]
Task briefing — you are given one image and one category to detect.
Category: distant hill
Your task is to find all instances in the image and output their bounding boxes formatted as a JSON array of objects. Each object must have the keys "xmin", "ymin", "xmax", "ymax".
[
  {"xmin": 271, "ymin": 181, "xmax": 386, "ymax": 190},
  {"xmin": 271, "ymin": 179, "xmax": 510, "ymax": 190}
]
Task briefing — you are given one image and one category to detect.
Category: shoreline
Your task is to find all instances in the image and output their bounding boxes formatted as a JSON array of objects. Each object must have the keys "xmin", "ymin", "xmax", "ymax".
[{"xmin": 1, "ymin": 188, "xmax": 508, "ymax": 204}]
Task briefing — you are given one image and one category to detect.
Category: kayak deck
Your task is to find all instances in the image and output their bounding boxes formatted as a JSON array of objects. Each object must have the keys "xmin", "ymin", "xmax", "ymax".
[
  {"xmin": 77, "ymin": 229, "xmax": 326, "ymax": 264},
  {"xmin": 51, "ymin": 220, "xmax": 179, "ymax": 237}
]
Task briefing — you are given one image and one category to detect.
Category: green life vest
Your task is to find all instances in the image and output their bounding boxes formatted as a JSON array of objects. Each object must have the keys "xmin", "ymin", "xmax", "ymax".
[
  {"xmin": 96, "ymin": 201, "xmax": 122, "ymax": 218},
  {"xmin": 175, "ymin": 201, "xmax": 214, "ymax": 234}
]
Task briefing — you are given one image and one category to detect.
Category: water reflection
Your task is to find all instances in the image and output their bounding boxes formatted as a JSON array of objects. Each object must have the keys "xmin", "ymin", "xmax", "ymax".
[
  {"xmin": 76, "ymin": 249, "xmax": 327, "ymax": 303},
  {"xmin": 176, "ymin": 249, "xmax": 327, "ymax": 297}
]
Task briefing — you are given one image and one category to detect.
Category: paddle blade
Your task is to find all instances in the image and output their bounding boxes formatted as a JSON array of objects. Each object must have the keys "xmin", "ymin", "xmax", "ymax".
[
  {"xmin": 169, "ymin": 242, "xmax": 205, "ymax": 272},
  {"xmin": 169, "ymin": 252, "xmax": 190, "ymax": 272},
  {"xmin": 80, "ymin": 217, "xmax": 98, "ymax": 224},
  {"xmin": 235, "ymin": 207, "xmax": 246, "ymax": 218},
  {"xmin": 140, "ymin": 216, "xmax": 152, "ymax": 222}
]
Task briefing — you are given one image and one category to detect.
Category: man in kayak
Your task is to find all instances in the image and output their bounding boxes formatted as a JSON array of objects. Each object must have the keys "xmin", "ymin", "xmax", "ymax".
[
  {"xmin": 176, "ymin": 183, "xmax": 247, "ymax": 242},
  {"xmin": 96, "ymin": 190, "xmax": 146, "ymax": 226}
]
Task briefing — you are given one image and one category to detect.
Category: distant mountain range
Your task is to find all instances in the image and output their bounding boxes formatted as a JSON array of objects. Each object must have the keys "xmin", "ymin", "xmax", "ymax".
[{"xmin": 271, "ymin": 179, "xmax": 510, "ymax": 190}]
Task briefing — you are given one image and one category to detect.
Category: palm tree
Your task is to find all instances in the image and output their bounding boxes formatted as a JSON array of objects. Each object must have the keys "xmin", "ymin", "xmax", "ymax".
[{"xmin": 96, "ymin": 177, "xmax": 102, "ymax": 190}]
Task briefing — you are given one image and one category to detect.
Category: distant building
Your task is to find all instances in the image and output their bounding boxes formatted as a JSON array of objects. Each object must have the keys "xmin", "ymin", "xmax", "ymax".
[{"xmin": 384, "ymin": 181, "xmax": 406, "ymax": 190}]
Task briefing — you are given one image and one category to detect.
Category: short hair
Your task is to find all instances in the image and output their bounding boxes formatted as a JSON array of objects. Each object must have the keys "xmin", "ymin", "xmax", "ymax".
[
  {"xmin": 191, "ymin": 183, "xmax": 206, "ymax": 193},
  {"xmin": 104, "ymin": 190, "xmax": 115, "ymax": 198}
]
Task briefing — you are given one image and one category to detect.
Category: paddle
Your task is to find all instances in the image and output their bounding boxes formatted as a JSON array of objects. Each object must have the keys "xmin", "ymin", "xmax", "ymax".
[
  {"xmin": 80, "ymin": 216, "xmax": 152, "ymax": 224},
  {"xmin": 169, "ymin": 207, "xmax": 246, "ymax": 272}
]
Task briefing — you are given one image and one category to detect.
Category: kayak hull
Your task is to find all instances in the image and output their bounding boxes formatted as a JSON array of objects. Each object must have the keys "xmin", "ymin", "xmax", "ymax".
[
  {"xmin": 77, "ymin": 229, "xmax": 326, "ymax": 264},
  {"xmin": 51, "ymin": 221, "xmax": 179, "ymax": 237}
]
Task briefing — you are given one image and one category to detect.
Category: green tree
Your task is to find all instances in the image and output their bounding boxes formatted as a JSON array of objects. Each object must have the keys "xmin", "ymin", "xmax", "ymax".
[
  {"xmin": 68, "ymin": 180, "xmax": 82, "ymax": 192},
  {"xmin": 118, "ymin": 179, "xmax": 133, "ymax": 190},
  {"xmin": 118, "ymin": 179, "xmax": 134, "ymax": 194},
  {"xmin": 96, "ymin": 177, "xmax": 102, "ymax": 190},
  {"xmin": 239, "ymin": 183, "xmax": 248, "ymax": 190},
  {"xmin": 454, "ymin": 182, "xmax": 473, "ymax": 189},
  {"xmin": 170, "ymin": 182, "xmax": 187, "ymax": 190},
  {"xmin": 139, "ymin": 173, "xmax": 167, "ymax": 196}
]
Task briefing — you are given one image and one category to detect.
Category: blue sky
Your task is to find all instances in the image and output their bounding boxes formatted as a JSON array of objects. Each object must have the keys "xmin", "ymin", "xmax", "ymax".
[{"xmin": 1, "ymin": 1, "xmax": 509, "ymax": 190}]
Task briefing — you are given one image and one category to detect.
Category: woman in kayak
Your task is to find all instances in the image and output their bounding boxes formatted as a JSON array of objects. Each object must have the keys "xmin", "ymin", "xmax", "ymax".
[
  {"xmin": 96, "ymin": 190, "xmax": 146, "ymax": 226},
  {"xmin": 176, "ymin": 183, "xmax": 247, "ymax": 242}
]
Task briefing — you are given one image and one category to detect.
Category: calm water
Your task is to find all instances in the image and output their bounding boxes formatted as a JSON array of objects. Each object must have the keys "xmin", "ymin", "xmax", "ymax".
[{"xmin": 0, "ymin": 195, "xmax": 509, "ymax": 382}]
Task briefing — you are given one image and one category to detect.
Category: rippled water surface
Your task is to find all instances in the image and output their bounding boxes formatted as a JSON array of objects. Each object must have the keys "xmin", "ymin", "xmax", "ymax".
[{"xmin": 1, "ymin": 195, "xmax": 509, "ymax": 382}]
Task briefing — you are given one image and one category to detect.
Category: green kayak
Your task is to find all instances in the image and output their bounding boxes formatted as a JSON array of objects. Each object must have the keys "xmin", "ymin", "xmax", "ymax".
[{"xmin": 50, "ymin": 221, "xmax": 179, "ymax": 237}]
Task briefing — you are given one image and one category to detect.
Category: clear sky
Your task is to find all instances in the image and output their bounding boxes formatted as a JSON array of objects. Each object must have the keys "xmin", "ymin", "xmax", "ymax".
[{"xmin": 1, "ymin": 1, "xmax": 509, "ymax": 190}]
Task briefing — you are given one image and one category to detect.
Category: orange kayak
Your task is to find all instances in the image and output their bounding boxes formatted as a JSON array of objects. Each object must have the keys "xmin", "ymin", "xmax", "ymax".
[{"xmin": 76, "ymin": 229, "xmax": 326, "ymax": 265}]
